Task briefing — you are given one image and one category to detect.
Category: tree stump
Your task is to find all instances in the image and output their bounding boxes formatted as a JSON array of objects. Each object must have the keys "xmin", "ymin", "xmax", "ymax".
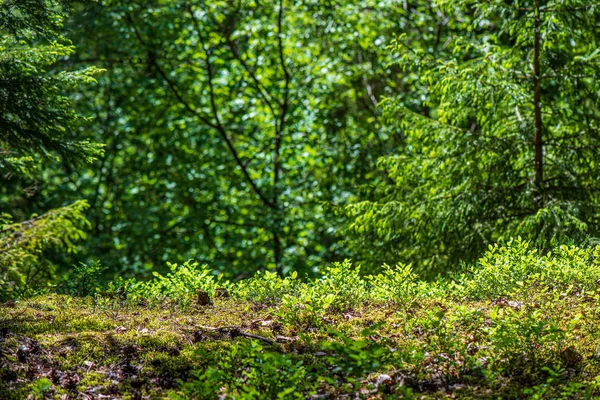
[{"xmin": 196, "ymin": 289, "xmax": 212, "ymax": 306}]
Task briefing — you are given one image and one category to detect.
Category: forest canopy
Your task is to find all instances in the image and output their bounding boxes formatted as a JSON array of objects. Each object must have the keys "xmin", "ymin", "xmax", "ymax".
[{"xmin": 1, "ymin": 0, "xmax": 600, "ymax": 289}]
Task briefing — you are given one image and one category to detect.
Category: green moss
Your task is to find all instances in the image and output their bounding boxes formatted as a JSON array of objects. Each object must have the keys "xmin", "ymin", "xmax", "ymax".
[
  {"xmin": 4, "ymin": 292, "xmax": 599, "ymax": 399},
  {"xmin": 3, "ymin": 244, "xmax": 600, "ymax": 398}
]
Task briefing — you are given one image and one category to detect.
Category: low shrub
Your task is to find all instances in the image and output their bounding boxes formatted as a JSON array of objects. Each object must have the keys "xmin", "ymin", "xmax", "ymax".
[
  {"xmin": 458, "ymin": 238, "xmax": 600, "ymax": 299},
  {"xmin": 172, "ymin": 341, "xmax": 318, "ymax": 399}
]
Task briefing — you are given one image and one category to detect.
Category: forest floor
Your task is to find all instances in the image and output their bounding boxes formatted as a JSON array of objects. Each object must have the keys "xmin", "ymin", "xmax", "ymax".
[{"xmin": 1, "ymin": 287, "xmax": 600, "ymax": 399}]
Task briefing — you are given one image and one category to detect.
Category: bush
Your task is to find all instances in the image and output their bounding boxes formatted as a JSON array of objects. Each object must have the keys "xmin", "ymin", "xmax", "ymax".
[
  {"xmin": 57, "ymin": 260, "xmax": 106, "ymax": 297},
  {"xmin": 116, "ymin": 240, "xmax": 600, "ymax": 323},
  {"xmin": 234, "ymin": 270, "xmax": 299, "ymax": 305},
  {"xmin": 125, "ymin": 260, "xmax": 228, "ymax": 308},
  {"xmin": 172, "ymin": 341, "xmax": 317, "ymax": 399},
  {"xmin": 458, "ymin": 238, "xmax": 600, "ymax": 299}
]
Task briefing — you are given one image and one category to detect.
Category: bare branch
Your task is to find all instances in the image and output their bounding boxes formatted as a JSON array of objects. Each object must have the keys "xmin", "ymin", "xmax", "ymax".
[{"xmin": 126, "ymin": 11, "xmax": 276, "ymax": 209}]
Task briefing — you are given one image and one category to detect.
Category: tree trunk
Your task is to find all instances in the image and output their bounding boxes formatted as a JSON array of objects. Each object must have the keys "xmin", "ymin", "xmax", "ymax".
[{"xmin": 533, "ymin": 0, "xmax": 544, "ymax": 209}]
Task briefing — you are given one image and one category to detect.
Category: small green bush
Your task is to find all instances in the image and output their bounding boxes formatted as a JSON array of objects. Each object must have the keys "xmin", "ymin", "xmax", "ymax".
[
  {"xmin": 58, "ymin": 260, "xmax": 106, "ymax": 297},
  {"xmin": 458, "ymin": 238, "xmax": 600, "ymax": 299},
  {"xmin": 367, "ymin": 262, "xmax": 418, "ymax": 303},
  {"xmin": 125, "ymin": 260, "xmax": 228, "ymax": 307},
  {"xmin": 234, "ymin": 270, "xmax": 299, "ymax": 305},
  {"xmin": 172, "ymin": 341, "xmax": 317, "ymax": 399}
]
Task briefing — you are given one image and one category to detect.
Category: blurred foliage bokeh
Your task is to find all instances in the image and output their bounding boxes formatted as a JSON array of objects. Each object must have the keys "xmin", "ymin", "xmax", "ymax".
[
  {"xmin": 5, "ymin": 0, "xmax": 464, "ymax": 280},
  {"xmin": 2, "ymin": 0, "xmax": 600, "ymax": 290}
]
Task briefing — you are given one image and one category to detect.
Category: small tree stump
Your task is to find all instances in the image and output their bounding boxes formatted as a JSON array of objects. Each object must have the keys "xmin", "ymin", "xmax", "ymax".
[
  {"xmin": 560, "ymin": 346, "xmax": 582, "ymax": 368},
  {"xmin": 196, "ymin": 289, "xmax": 212, "ymax": 306}
]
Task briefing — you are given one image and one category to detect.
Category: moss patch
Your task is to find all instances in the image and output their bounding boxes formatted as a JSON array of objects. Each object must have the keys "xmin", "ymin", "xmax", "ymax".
[{"xmin": 1, "ymin": 288, "xmax": 600, "ymax": 399}]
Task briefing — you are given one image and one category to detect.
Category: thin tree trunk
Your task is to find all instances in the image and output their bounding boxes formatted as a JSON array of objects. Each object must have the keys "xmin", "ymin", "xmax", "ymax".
[
  {"xmin": 272, "ymin": 0, "xmax": 290, "ymax": 274},
  {"xmin": 273, "ymin": 232, "xmax": 282, "ymax": 273},
  {"xmin": 533, "ymin": 0, "xmax": 544, "ymax": 208}
]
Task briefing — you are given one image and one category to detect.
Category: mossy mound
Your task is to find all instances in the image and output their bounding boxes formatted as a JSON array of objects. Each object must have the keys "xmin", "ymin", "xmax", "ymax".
[
  {"xmin": 2, "ymin": 242, "xmax": 600, "ymax": 398},
  {"xmin": 1, "ymin": 291, "xmax": 600, "ymax": 399}
]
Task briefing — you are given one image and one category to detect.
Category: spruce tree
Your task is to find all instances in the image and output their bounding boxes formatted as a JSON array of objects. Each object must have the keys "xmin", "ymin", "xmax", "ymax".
[
  {"xmin": 0, "ymin": 0, "xmax": 102, "ymax": 296},
  {"xmin": 345, "ymin": 0, "xmax": 600, "ymax": 275}
]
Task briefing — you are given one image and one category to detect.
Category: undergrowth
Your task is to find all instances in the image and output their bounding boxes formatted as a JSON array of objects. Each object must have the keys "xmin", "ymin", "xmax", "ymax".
[{"xmin": 2, "ymin": 239, "xmax": 600, "ymax": 399}]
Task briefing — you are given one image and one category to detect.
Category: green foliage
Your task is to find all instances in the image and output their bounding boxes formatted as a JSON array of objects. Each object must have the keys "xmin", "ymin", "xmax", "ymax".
[
  {"xmin": 485, "ymin": 305, "xmax": 565, "ymax": 374},
  {"xmin": 173, "ymin": 341, "xmax": 316, "ymax": 400},
  {"xmin": 277, "ymin": 261, "xmax": 368, "ymax": 327},
  {"xmin": 316, "ymin": 261, "xmax": 369, "ymax": 311},
  {"xmin": 174, "ymin": 327, "xmax": 395, "ymax": 399},
  {"xmin": 0, "ymin": 0, "xmax": 103, "ymax": 175},
  {"xmin": 125, "ymin": 260, "xmax": 227, "ymax": 308},
  {"xmin": 367, "ymin": 262, "xmax": 419, "ymax": 303},
  {"xmin": 0, "ymin": 200, "xmax": 91, "ymax": 298},
  {"xmin": 345, "ymin": 0, "xmax": 600, "ymax": 275},
  {"xmin": 233, "ymin": 270, "xmax": 299, "ymax": 305},
  {"xmin": 30, "ymin": 377, "xmax": 53, "ymax": 400},
  {"xmin": 459, "ymin": 238, "xmax": 600, "ymax": 299},
  {"xmin": 57, "ymin": 259, "xmax": 106, "ymax": 297},
  {"xmin": 0, "ymin": 0, "xmax": 102, "ymax": 298},
  {"xmin": 23, "ymin": 0, "xmax": 471, "ymax": 280},
  {"xmin": 117, "ymin": 241, "xmax": 600, "ymax": 326},
  {"xmin": 524, "ymin": 373, "xmax": 600, "ymax": 400},
  {"xmin": 320, "ymin": 324, "xmax": 392, "ymax": 379},
  {"xmin": 4, "ymin": 2, "xmax": 600, "ymax": 397},
  {"xmin": 4, "ymin": 243, "xmax": 600, "ymax": 398}
]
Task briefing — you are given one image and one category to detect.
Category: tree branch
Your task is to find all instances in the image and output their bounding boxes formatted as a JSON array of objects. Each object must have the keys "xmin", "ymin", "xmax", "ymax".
[
  {"xmin": 224, "ymin": 33, "xmax": 278, "ymax": 121},
  {"xmin": 186, "ymin": 5, "xmax": 277, "ymax": 210},
  {"xmin": 126, "ymin": 11, "xmax": 276, "ymax": 210}
]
